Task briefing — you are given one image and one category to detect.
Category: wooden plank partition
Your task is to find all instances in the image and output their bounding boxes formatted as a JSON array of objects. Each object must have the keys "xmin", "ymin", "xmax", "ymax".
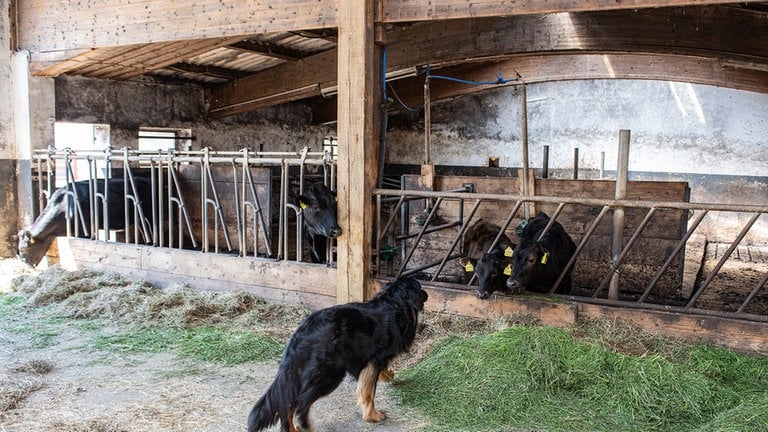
[
  {"xmin": 54, "ymin": 238, "xmax": 337, "ymax": 310},
  {"xmin": 367, "ymin": 279, "xmax": 768, "ymax": 353}
]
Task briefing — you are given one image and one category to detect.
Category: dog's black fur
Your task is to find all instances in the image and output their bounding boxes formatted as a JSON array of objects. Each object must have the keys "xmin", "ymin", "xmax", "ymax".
[{"xmin": 247, "ymin": 276, "xmax": 429, "ymax": 432}]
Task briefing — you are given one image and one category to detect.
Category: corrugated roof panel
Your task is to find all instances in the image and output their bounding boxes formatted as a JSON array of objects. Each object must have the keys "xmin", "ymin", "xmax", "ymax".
[{"xmin": 186, "ymin": 47, "xmax": 286, "ymax": 73}]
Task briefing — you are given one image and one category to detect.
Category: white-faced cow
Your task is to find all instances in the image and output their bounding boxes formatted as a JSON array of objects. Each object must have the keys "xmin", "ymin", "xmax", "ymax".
[
  {"xmin": 506, "ymin": 212, "xmax": 576, "ymax": 295},
  {"xmin": 298, "ymin": 182, "xmax": 341, "ymax": 264},
  {"xmin": 17, "ymin": 177, "xmax": 153, "ymax": 266},
  {"xmin": 458, "ymin": 219, "xmax": 516, "ymax": 299}
]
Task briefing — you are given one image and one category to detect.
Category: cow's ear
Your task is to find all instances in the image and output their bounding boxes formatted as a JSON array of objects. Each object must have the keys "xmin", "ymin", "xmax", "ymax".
[
  {"xmin": 458, "ymin": 257, "xmax": 476, "ymax": 272},
  {"xmin": 298, "ymin": 194, "xmax": 310, "ymax": 210},
  {"xmin": 499, "ymin": 242, "xmax": 514, "ymax": 257},
  {"xmin": 539, "ymin": 248, "xmax": 550, "ymax": 264}
]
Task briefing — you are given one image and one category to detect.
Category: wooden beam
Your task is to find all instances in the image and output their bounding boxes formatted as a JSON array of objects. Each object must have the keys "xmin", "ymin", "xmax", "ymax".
[
  {"xmin": 17, "ymin": 0, "xmax": 766, "ymax": 55},
  {"xmin": 56, "ymin": 238, "xmax": 338, "ymax": 310},
  {"xmin": 166, "ymin": 62, "xmax": 252, "ymax": 80},
  {"xmin": 379, "ymin": 0, "xmax": 766, "ymax": 22},
  {"xmin": 208, "ymin": 6, "xmax": 768, "ymax": 115},
  {"xmin": 335, "ymin": 0, "xmax": 382, "ymax": 303},
  {"xmin": 384, "ymin": 53, "xmax": 768, "ymax": 111},
  {"xmin": 17, "ymin": 0, "xmax": 338, "ymax": 53},
  {"xmin": 368, "ymin": 279, "xmax": 768, "ymax": 354},
  {"xmin": 230, "ymin": 40, "xmax": 306, "ymax": 61}
]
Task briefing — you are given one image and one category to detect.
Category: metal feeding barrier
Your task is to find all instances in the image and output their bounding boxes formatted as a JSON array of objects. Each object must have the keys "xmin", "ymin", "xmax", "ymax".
[
  {"xmin": 31, "ymin": 146, "xmax": 336, "ymax": 263},
  {"xmin": 374, "ymin": 187, "xmax": 768, "ymax": 322}
]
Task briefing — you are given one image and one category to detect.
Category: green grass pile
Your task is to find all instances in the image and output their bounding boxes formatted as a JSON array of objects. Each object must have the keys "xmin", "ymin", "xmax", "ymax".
[{"xmin": 394, "ymin": 325, "xmax": 768, "ymax": 432}]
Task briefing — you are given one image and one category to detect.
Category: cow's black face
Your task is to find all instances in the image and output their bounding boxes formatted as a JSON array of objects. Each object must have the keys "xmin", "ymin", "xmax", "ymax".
[
  {"xmin": 299, "ymin": 183, "xmax": 342, "ymax": 239},
  {"xmin": 506, "ymin": 242, "xmax": 542, "ymax": 292},
  {"xmin": 474, "ymin": 253, "xmax": 506, "ymax": 299}
]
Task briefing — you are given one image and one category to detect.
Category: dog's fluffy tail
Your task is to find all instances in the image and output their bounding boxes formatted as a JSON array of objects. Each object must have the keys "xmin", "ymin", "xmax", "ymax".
[{"xmin": 247, "ymin": 366, "xmax": 296, "ymax": 432}]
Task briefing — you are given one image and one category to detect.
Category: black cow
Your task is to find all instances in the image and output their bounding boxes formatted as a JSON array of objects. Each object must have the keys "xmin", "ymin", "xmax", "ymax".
[
  {"xmin": 17, "ymin": 177, "xmax": 153, "ymax": 266},
  {"xmin": 298, "ymin": 182, "xmax": 342, "ymax": 264},
  {"xmin": 506, "ymin": 212, "xmax": 576, "ymax": 295},
  {"xmin": 458, "ymin": 219, "xmax": 515, "ymax": 299}
]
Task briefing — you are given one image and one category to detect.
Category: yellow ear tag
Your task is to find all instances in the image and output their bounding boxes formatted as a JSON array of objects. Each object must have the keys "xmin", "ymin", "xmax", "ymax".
[
  {"xmin": 540, "ymin": 252, "xmax": 549, "ymax": 265},
  {"xmin": 29, "ymin": 238, "xmax": 35, "ymax": 245},
  {"xmin": 503, "ymin": 263, "xmax": 512, "ymax": 275},
  {"xmin": 464, "ymin": 262, "xmax": 474, "ymax": 272},
  {"xmin": 300, "ymin": 202, "xmax": 307, "ymax": 210},
  {"xmin": 504, "ymin": 246, "xmax": 513, "ymax": 257}
]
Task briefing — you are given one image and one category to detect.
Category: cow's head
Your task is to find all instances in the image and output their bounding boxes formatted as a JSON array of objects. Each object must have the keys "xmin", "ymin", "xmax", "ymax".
[
  {"xmin": 298, "ymin": 183, "xmax": 342, "ymax": 239},
  {"xmin": 506, "ymin": 241, "xmax": 548, "ymax": 293},
  {"xmin": 461, "ymin": 242, "xmax": 515, "ymax": 299},
  {"xmin": 16, "ymin": 229, "xmax": 49, "ymax": 267}
]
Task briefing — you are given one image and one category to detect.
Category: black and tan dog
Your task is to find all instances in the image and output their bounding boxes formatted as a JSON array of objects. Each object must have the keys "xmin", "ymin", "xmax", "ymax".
[{"xmin": 247, "ymin": 276, "xmax": 428, "ymax": 432}]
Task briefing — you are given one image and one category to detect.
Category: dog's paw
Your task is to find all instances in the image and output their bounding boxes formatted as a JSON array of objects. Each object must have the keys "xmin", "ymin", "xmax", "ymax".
[{"xmin": 363, "ymin": 410, "xmax": 386, "ymax": 422}]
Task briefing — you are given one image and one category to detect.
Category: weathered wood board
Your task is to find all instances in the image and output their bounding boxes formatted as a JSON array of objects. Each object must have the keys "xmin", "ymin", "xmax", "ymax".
[
  {"xmin": 367, "ymin": 278, "xmax": 768, "ymax": 354},
  {"xmin": 56, "ymin": 237, "xmax": 336, "ymax": 310}
]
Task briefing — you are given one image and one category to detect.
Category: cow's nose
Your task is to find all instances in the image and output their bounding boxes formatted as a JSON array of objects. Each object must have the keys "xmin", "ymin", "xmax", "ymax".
[
  {"xmin": 330, "ymin": 226, "xmax": 342, "ymax": 237},
  {"xmin": 475, "ymin": 289, "xmax": 489, "ymax": 299},
  {"xmin": 506, "ymin": 278, "xmax": 518, "ymax": 290}
]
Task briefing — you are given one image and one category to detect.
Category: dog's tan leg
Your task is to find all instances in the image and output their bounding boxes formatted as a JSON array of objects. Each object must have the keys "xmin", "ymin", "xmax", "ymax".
[
  {"xmin": 357, "ymin": 363, "xmax": 386, "ymax": 422},
  {"xmin": 286, "ymin": 408, "xmax": 299, "ymax": 432},
  {"xmin": 378, "ymin": 368, "xmax": 395, "ymax": 382}
]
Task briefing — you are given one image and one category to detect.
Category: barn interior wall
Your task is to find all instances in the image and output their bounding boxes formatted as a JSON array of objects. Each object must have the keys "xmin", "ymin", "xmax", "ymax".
[
  {"xmin": 0, "ymin": 0, "xmax": 18, "ymax": 257},
  {"xmin": 386, "ymin": 79, "xmax": 768, "ymax": 244},
  {"xmin": 54, "ymin": 75, "xmax": 332, "ymax": 153}
]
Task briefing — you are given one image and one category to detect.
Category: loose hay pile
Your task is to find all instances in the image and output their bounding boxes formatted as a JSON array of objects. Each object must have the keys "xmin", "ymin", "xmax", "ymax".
[
  {"xmin": 0, "ymin": 359, "xmax": 54, "ymax": 414},
  {"xmin": 9, "ymin": 264, "xmax": 309, "ymax": 339}
]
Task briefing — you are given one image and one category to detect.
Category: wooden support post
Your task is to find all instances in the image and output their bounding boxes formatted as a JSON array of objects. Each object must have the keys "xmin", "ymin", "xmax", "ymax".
[
  {"xmin": 336, "ymin": 0, "xmax": 382, "ymax": 303},
  {"xmin": 520, "ymin": 84, "xmax": 530, "ymax": 220},
  {"xmin": 610, "ymin": 130, "xmax": 631, "ymax": 300}
]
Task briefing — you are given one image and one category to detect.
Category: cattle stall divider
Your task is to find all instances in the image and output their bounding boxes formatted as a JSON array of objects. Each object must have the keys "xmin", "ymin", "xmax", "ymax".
[
  {"xmin": 30, "ymin": 146, "xmax": 336, "ymax": 263},
  {"xmin": 373, "ymin": 187, "xmax": 768, "ymax": 323}
]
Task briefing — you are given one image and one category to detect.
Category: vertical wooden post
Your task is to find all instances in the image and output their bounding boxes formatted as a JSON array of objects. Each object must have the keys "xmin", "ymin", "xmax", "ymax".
[
  {"xmin": 336, "ymin": 0, "xmax": 381, "ymax": 303},
  {"xmin": 609, "ymin": 130, "xmax": 631, "ymax": 300},
  {"xmin": 520, "ymin": 84, "xmax": 530, "ymax": 220},
  {"xmin": 573, "ymin": 147, "xmax": 579, "ymax": 180}
]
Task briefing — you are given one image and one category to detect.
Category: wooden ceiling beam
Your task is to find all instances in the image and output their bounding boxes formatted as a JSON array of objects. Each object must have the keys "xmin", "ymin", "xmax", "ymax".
[
  {"xmin": 229, "ymin": 40, "xmax": 305, "ymax": 61},
  {"xmin": 209, "ymin": 6, "xmax": 768, "ymax": 117},
  {"xmin": 308, "ymin": 52, "xmax": 768, "ymax": 123},
  {"xmin": 17, "ymin": 0, "xmax": 338, "ymax": 53},
  {"xmin": 18, "ymin": 0, "xmax": 765, "ymax": 55},
  {"xmin": 166, "ymin": 62, "xmax": 252, "ymax": 80},
  {"xmin": 387, "ymin": 53, "xmax": 768, "ymax": 110},
  {"xmin": 379, "ymin": 0, "xmax": 767, "ymax": 22}
]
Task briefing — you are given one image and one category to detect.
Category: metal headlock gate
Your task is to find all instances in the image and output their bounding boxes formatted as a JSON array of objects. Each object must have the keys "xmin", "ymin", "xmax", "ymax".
[
  {"xmin": 31, "ymin": 146, "xmax": 336, "ymax": 263},
  {"xmin": 374, "ymin": 187, "xmax": 768, "ymax": 323}
]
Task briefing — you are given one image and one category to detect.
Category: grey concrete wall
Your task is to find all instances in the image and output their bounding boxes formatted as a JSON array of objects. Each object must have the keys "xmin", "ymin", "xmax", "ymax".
[
  {"xmin": 0, "ymin": 0, "xmax": 19, "ymax": 257},
  {"xmin": 386, "ymin": 80, "xmax": 768, "ymax": 244},
  {"xmin": 55, "ymin": 75, "xmax": 331, "ymax": 152}
]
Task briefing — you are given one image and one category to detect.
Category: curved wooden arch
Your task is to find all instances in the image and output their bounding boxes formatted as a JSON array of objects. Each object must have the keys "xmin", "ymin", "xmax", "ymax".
[{"xmin": 210, "ymin": 6, "xmax": 768, "ymax": 117}]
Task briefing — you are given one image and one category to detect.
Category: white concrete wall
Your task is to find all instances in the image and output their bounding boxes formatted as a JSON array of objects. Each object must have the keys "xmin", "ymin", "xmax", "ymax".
[
  {"xmin": 388, "ymin": 80, "xmax": 768, "ymax": 177},
  {"xmin": 386, "ymin": 79, "xmax": 768, "ymax": 244}
]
